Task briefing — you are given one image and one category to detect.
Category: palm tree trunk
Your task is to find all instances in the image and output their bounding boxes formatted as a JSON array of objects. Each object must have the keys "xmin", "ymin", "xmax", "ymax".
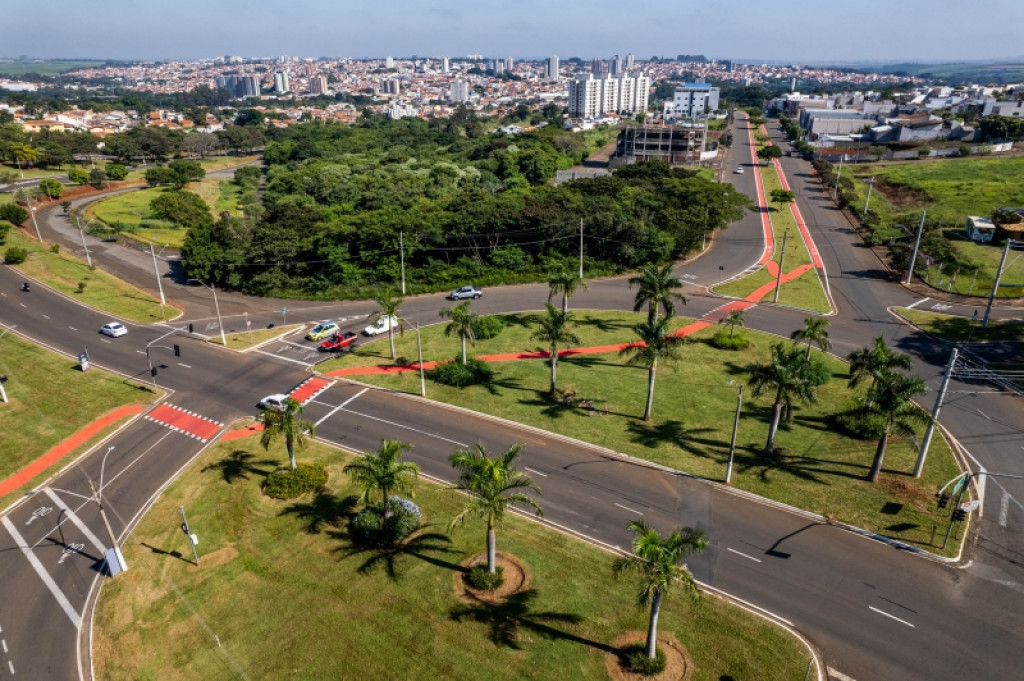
[
  {"xmin": 643, "ymin": 363, "xmax": 657, "ymax": 421},
  {"xmin": 486, "ymin": 522, "xmax": 497, "ymax": 573},
  {"xmin": 549, "ymin": 346, "xmax": 558, "ymax": 395},
  {"xmin": 562, "ymin": 293, "xmax": 569, "ymax": 314},
  {"xmin": 868, "ymin": 433, "xmax": 888, "ymax": 482},
  {"xmin": 388, "ymin": 327, "xmax": 396, "ymax": 360},
  {"xmin": 286, "ymin": 438, "xmax": 297, "ymax": 470},
  {"xmin": 806, "ymin": 342, "xmax": 812, "ymax": 360},
  {"xmin": 645, "ymin": 588, "xmax": 663, "ymax": 659},
  {"xmin": 461, "ymin": 335, "xmax": 467, "ymax": 365},
  {"xmin": 765, "ymin": 402, "xmax": 783, "ymax": 456},
  {"xmin": 729, "ymin": 324, "xmax": 735, "ymax": 338}
]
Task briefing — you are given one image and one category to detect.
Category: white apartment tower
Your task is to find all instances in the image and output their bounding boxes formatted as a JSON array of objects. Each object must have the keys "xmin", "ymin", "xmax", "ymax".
[
  {"xmin": 610, "ymin": 55, "xmax": 623, "ymax": 75},
  {"xmin": 504, "ymin": 56, "xmax": 514, "ymax": 72},
  {"xmin": 569, "ymin": 73, "xmax": 651, "ymax": 118},
  {"xmin": 448, "ymin": 78, "xmax": 470, "ymax": 103},
  {"xmin": 274, "ymin": 72, "xmax": 289, "ymax": 94},
  {"xmin": 626, "ymin": 53, "xmax": 634, "ymax": 70},
  {"xmin": 546, "ymin": 54, "xmax": 560, "ymax": 82},
  {"xmin": 441, "ymin": 56, "xmax": 450, "ymax": 74},
  {"xmin": 309, "ymin": 75, "xmax": 328, "ymax": 95},
  {"xmin": 385, "ymin": 56, "xmax": 394, "ymax": 69}
]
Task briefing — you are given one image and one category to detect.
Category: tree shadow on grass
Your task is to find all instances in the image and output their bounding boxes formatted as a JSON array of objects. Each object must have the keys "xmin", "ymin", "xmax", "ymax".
[
  {"xmin": 280, "ymin": 492, "xmax": 359, "ymax": 534},
  {"xmin": 450, "ymin": 588, "xmax": 606, "ymax": 652},
  {"xmin": 733, "ymin": 442, "xmax": 869, "ymax": 484},
  {"xmin": 626, "ymin": 419, "xmax": 719, "ymax": 458},
  {"xmin": 201, "ymin": 449, "xmax": 277, "ymax": 484},
  {"xmin": 335, "ymin": 525, "xmax": 461, "ymax": 581},
  {"xmin": 574, "ymin": 316, "xmax": 633, "ymax": 333}
]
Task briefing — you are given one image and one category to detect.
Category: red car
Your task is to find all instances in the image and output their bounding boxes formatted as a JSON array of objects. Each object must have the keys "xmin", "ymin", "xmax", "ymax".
[{"xmin": 319, "ymin": 331, "xmax": 358, "ymax": 352}]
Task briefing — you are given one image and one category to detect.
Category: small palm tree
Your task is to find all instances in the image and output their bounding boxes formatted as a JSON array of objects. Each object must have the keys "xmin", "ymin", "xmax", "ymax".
[
  {"xmin": 720, "ymin": 308, "xmax": 745, "ymax": 338},
  {"xmin": 612, "ymin": 519, "xmax": 708, "ymax": 662},
  {"xmin": 258, "ymin": 398, "xmax": 315, "ymax": 470},
  {"xmin": 862, "ymin": 371, "xmax": 929, "ymax": 483},
  {"xmin": 620, "ymin": 316, "xmax": 686, "ymax": 422},
  {"xmin": 743, "ymin": 343, "xmax": 818, "ymax": 456},
  {"xmin": 530, "ymin": 303, "xmax": 581, "ymax": 396},
  {"xmin": 791, "ymin": 317, "xmax": 831, "ymax": 360},
  {"xmin": 547, "ymin": 269, "xmax": 587, "ymax": 313},
  {"xmin": 343, "ymin": 439, "xmax": 419, "ymax": 516},
  {"xmin": 440, "ymin": 300, "xmax": 477, "ymax": 365},
  {"xmin": 370, "ymin": 287, "xmax": 405, "ymax": 360},
  {"xmin": 629, "ymin": 263, "xmax": 686, "ymax": 325},
  {"xmin": 448, "ymin": 443, "xmax": 543, "ymax": 574},
  {"xmin": 847, "ymin": 336, "xmax": 912, "ymax": 392}
]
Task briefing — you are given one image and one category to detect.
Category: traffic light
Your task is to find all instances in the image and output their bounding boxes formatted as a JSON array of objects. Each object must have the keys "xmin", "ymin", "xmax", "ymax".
[
  {"xmin": 0, "ymin": 375, "xmax": 7, "ymax": 384},
  {"xmin": 952, "ymin": 508, "xmax": 967, "ymax": 522},
  {"xmin": 188, "ymin": 323, "xmax": 194, "ymax": 334},
  {"xmin": 174, "ymin": 344, "xmax": 181, "ymax": 357},
  {"xmin": 150, "ymin": 367, "xmax": 158, "ymax": 377},
  {"xmin": 936, "ymin": 492, "xmax": 950, "ymax": 509}
]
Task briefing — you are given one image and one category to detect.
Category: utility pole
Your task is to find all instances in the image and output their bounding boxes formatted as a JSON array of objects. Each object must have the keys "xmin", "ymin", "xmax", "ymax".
[
  {"xmin": 863, "ymin": 177, "xmax": 875, "ymax": 216},
  {"xmin": 399, "ymin": 231, "xmax": 406, "ymax": 295},
  {"xmin": 578, "ymin": 218, "xmax": 584, "ymax": 279},
  {"xmin": 179, "ymin": 506, "xmax": 200, "ymax": 566},
  {"xmin": 773, "ymin": 231, "xmax": 788, "ymax": 303},
  {"xmin": 75, "ymin": 213, "xmax": 92, "ymax": 268},
  {"xmin": 28, "ymin": 198, "xmax": 42, "ymax": 241},
  {"xmin": 914, "ymin": 347, "xmax": 957, "ymax": 478},
  {"xmin": 150, "ymin": 243, "xmax": 167, "ymax": 322},
  {"xmin": 833, "ymin": 154, "xmax": 845, "ymax": 201},
  {"xmin": 904, "ymin": 211, "xmax": 926, "ymax": 285},
  {"xmin": 983, "ymin": 238, "xmax": 1013, "ymax": 328},
  {"xmin": 416, "ymin": 321, "xmax": 425, "ymax": 398},
  {"xmin": 725, "ymin": 385, "xmax": 743, "ymax": 484}
]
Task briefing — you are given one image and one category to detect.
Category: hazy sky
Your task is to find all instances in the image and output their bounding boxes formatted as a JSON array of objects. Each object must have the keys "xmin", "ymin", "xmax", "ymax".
[{"xmin": 7, "ymin": 0, "xmax": 1023, "ymax": 64}]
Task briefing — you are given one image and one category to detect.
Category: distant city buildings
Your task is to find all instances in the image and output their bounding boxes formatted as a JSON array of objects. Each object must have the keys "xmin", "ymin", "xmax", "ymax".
[
  {"xmin": 385, "ymin": 56, "xmax": 394, "ymax": 69},
  {"xmin": 215, "ymin": 75, "xmax": 260, "ymax": 99},
  {"xmin": 546, "ymin": 55, "xmax": 560, "ymax": 82},
  {"xmin": 308, "ymin": 75, "xmax": 328, "ymax": 95},
  {"xmin": 663, "ymin": 83, "xmax": 720, "ymax": 119},
  {"xmin": 626, "ymin": 53, "xmax": 634, "ymax": 70},
  {"xmin": 448, "ymin": 78, "xmax": 470, "ymax": 103},
  {"xmin": 274, "ymin": 71, "xmax": 289, "ymax": 94},
  {"xmin": 610, "ymin": 55, "xmax": 623, "ymax": 76},
  {"xmin": 569, "ymin": 72, "xmax": 651, "ymax": 118}
]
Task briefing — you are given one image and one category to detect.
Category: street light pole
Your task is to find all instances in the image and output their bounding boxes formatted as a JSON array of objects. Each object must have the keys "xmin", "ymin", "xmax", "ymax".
[
  {"xmin": 913, "ymin": 347, "xmax": 957, "ymax": 478},
  {"xmin": 28, "ymin": 198, "xmax": 42, "ymax": 241},
  {"xmin": 75, "ymin": 212, "xmax": 92, "ymax": 268},
  {"xmin": 863, "ymin": 177, "xmax": 875, "ymax": 216},
  {"xmin": 189, "ymin": 279, "xmax": 227, "ymax": 346},
  {"xmin": 982, "ymin": 238, "xmax": 1014, "ymax": 328},
  {"xmin": 416, "ymin": 321, "xmax": 425, "ymax": 397},
  {"xmin": 773, "ymin": 231, "xmax": 788, "ymax": 303},
  {"xmin": 150, "ymin": 242, "xmax": 167, "ymax": 321},
  {"xmin": 89, "ymin": 446, "xmax": 128, "ymax": 574},
  {"xmin": 725, "ymin": 384, "xmax": 743, "ymax": 484},
  {"xmin": 399, "ymin": 231, "xmax": 406, "ymax": 296},
  {"xmin": 904, "ymin": 211, "xmax": 927, "ymax": 285}
]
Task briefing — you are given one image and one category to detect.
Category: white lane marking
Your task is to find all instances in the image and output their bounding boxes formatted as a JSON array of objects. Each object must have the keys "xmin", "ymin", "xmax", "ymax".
[
  {"xmin": 1, "ymin": 516, "xmax": 82, "ymax": 628},
  {"xmin": 869, "ymin": 605, "xmax": 914, "ymax": 628},
  {"xmin": 999, "ymin": 491, "xmax": 1010, "ymax": 527},
  {"xmin": 41, "ymin": 488, "xmax": 107, "ymax": 554},
  {"xmin": 314, "ymin": 388, "xmax": 368, "ymax": 427},
  {"xmin": 727, "ymin": 547, "xmax": 763, "ymax": 563},
  {"xmin": 253, "ymin": 349, "xmax": 314, "ymax": 367},
  {"xmin": 524, "ymin": 467, "xmax": 548, "ymax": 477},
  {"xmin": 68, "ymin": 326, "xmax": 78, "ymax": 331},
  {"xmin": 828, "ymin": 667, "xmax": 857, "ymax": 681},
  {"xmin": 614, "ymin": 502, "xmax": 643, "ymax": 515},
  {"xmin": 177, "ymin": 363, "xmax": 192, "ymax": 368},
  {"xmin": 906, "ymin": 297, "xmax": 930, "ymax": 310},
  {"xmin": 977, "ymin": 408, "xmax": 991, "ymax": 420},
  {"xmin": 2, "ymin": 639, "xmax": 6, "ymax": 652},
  {"xmin": 341, "ymin": 407, "xmax": 469, "ymax": 448},
  {"xmin": 7, "ymin": 659, "xmax": 12, "ymax": 674},
  {"xmin": 100, "ymin": 338, "xmax": 111, "ymax": 344},
  {"xmin": 42, "ymin": 314, "xmax": 50, "ymax": 319},
  {"xmin": 19, "ymin": 303, "xmax": 26, "ymax": 308},
  {"xmin": 48, "ymin": 487, "xmax": 92, "ymax": 501},
  {"xmin": 136, "ymin": 350, "xmax": 146, "ymax": 355}
]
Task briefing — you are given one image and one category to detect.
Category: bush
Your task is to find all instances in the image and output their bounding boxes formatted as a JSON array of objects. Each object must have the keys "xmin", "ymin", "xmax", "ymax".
[
  {"xmin": 4, "ymin": 246, "xmax": 28, "ymax": 264},
  {"xmin": 105, "ymin": 163, "xmax": 129, "ymax": 181},
  {"xmin": 831, "ymin": 407, "xmax": 886, "ymax": 440},
  {"xmin": 264, "ymin": 462, "xmax": 328, "ymax": 499},
  {"xmin": 0, "ymin": 223, "xmax": 9, "ymax": 244},
  {"xmin": 467, "ymin": 564, "xmax": 504, "ymax": 591},
  {"xmin": 429, "ymin": 357, "xmax": 493, "ymax": 387},
  {"xmin": 471, "ymin": 314, "xmax": 504, "ymax": 340},
  {"xmin": 624, "ymin": 645, "xmax": 667, "ymax": 675},
  {"xmin": 68, "ymin": 168, "xmax": 89, "ymax": 185},
  {"xmin": 76, "ymin": 281, "xmax": 86, "ymax": 293},
  {"xmin": 710, "ymin": 330, "xmax": 750, "ymax": 350},
  {"xmin": 0, "ymin": 203, "xmax": 29, "ymax": 225},
  {"xmin": 50, "ymin": 243, "xmax": 60, "ymax": 254},
  {"xmin": 350, "ymin": 497, "xmax": 422, "ymax": 546},
  {"xmin": 38, "ymin": 178, "xmax": 63, "ymax": 199}
]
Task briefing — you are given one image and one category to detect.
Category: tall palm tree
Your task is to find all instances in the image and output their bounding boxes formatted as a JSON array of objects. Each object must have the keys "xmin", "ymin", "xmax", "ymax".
[
  {"xmin": 530, "ymin": 303, "xmax": 581, "ymax": 396},
  {"xmin": 547, "ymin": 269, "xmax": 587, "ymax": 313},
  {"xmin": 370, "ymin": 287, "xmax": 405, "ymax": 360},
  {"xmin": 440, "ymin": 300, "xmax": 477, "ymax": 365},
  {"xmin": 612, "ymin": 519, "xmax": 708, "ymax": 661},
  {"xmin": 862, "ymin": 371, "xmax": 929, "ymax": 483},
  {"xmin": 620, "ymin": 315, "xmax": 686, "ymax": 422},
  {"xmin": 791, "ymin": 317, "xmax": 832, "ymax": 360},
  {"xmin": 629, "ymin": 263, "xmax": 687, "ymax": 324},
  {"xmin": 847, "ymin": 336, "xmax": 913, "ymax": 392},
  {"xmin": 720, "ymin": 308, "xmax": 745, "ymax": 338},
  {"xmin": 258, "ymin": 397, "xmax": 315, "ymax": 470},
  {"xmin": 743, "ymin": 343, "xmax": 818, "ymax": 456},
  {"xmin": 448, "ymin": 443, "xmax": 543, "ymax": 574},
  {"xmin": 343, "ymin": 439, "xmax": 419, "ymax": 516}
]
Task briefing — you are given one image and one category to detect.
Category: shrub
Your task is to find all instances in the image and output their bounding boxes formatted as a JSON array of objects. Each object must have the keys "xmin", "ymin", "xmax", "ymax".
[
  {"xmin": 350, "ymin": 497, "xmax": 422, "ymax": 546},
  {"xmin": 68, "ymin": 168, "xmax": 89, "ymax": 185},
  {"xmin": 76, "ymin": 281, "xmax": 87, "ymax": 293},
  {"xmin": 830, "ymin": 407, "xmax": 886, "ymax": 440},
  {"xmin": 88, "ymin": 168, "xmax": 107, "ymax": 189},
  {"xmin": 264, "ymin": 462, "xmax": 328, "ymax": 499},
  {"xmin": 105, "ymin": 163, "xmax": 128, "ymax": 181},
  {"xmin": 4, "ymin": 246, "xmax": 28, "ymax": 264},
  {"xmin": 50, "ymin": 243, "xmax": 60, "ymax": 254},
  {"xmin": 467, "ymin": 564, "xmax": 504, "ymax": 591},
  {"xmin": 471, "ymin": 314, "xmax": 504, "ymax": 340},
  {"xmin": 38, "ymin": 178, "xmax": 63, "ymax": 199},
  {"xmin": 0, "ymin": 223, "xmax": 9, "ymax": 244},
  {"xmin": 0, "ymin": 203, "xmax": 29, "ymax": 225},
  {"xmin": 429, "ymin": 357, "xmax": 493, "ymax": 387},
  {"xmin": 624, "ymin": 645, "xmax": 667, "ymax": 675},
  {"xmin": 710, "ymin": 330, "xmax": 750, "ymax": 350}
]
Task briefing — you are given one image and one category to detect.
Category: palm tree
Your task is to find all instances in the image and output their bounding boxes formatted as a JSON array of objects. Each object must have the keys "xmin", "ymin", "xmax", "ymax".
[
  {"xmin": 629, "ymin": 263, "xmax": 687, "ymax": 324},
  {"xmin": 862, "ymin": 371, "xmax": 929, "ymax": 483},
  {"xmin": 847, "ymin": 336, "xmax": 912, "ymax": 392},
  {"xmin": 720, "ymin": 308, "xmax": 745, "ymax": 338},
  {"xmin": 530, "ymin": 303, "xmax": 581, "ymax": 396},
  {"xmin": 448, "ymin": 443, "xmax": 543, "ymax": 574},
  {"xmin": 743, "ymin": 343, "xmax": 818, "ymax": 456},
  {"xmin": 547, "ymin": 269, "xmax": 587, "ymax": 313},
  {"xmin": 440, "ymin": 300, "xmax": 477, "ymax": 365},
  {"xmin": 791, "ymin": 317, "xmax": 832, "ymax": 360},
  {"xmin": 258, "ymin": 397, "xmax": 315, "ymax": 470},
  {"xmin": 343, "ymin": 439, "xmax": 419, "ymax": 516},
  {"xmin": 612, "ymin": 519, "xmax": 708, "ymax": 661},
  {"xmin": 619, "ymin": 316, "xmax": 686, "ymax": 422},
  {"xmin": 370, "ymin": 287, "xmax": 404, "ymax": 360}
]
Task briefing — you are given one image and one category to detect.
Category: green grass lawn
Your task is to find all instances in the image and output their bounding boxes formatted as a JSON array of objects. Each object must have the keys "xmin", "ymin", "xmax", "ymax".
[
  {"xmin": 0, "ymin": 332, "xmax": 158, "ymax": 507},
  {"xmin": 0, "ymin": 60, "xmax": 105, "ymax": 76},
  {"xmin": 210, "ymin": 324, "xmax": 305, "ymax": 350},
  {"xmin": 324, "ymin": 311, "xmax": 963, "ymax": 555},
  {"xmin": 3, "ymin": 225, "xmax": 178, "ymax": 322},
  {"xmin": 0, "ymin": 164, "xmax": 69, "ymax": 180},
  {"xmin": 894, "ymin": 306, "xmax": 1024, "ymax": 342},
  {"xmin": 92, "ymin": 436, "xmax": 810, "ymax": 681}
]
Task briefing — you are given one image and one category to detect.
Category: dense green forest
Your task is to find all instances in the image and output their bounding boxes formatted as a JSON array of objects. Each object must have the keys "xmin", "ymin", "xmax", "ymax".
[{"xmin": 180, "ymin": 115, "xmax": 750, "ymax": 298}]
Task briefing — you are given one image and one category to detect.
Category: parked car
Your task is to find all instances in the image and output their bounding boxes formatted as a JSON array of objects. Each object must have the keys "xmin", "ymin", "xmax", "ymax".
[
  {"xmin": 363, "ymin": 315, "xmax": 398, "ymax": 336},
  {"xmin": 306, "ymin": 321, "xmax": 339, "ymax": 341},
  {"xmin": 257, "ymin": 393, "xmax": 290, "ymax": 411},
  {"xmin": 734, "ymin": 167, "xmax": 744, "ymax": 174},
  {"xmin": 448, "ymin": 286, "xmax": 483, "ymax": 300},
  {"xmin": 99, "ymin": 322, "xmax": 128, "ymax": 338},
  {"xmin": 319, "ymin": 331, "xmax": 359, "ymax": 352}
]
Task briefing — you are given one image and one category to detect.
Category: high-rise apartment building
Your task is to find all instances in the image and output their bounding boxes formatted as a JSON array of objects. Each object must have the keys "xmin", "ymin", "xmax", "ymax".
[
  {"xmin": 441, "ymin": 56, "xmax": 450, "ymax": 74},
  {"xmin": 448, "ymin": 78, "xmax": 470, "ymax": 103},
  {"xmin": 215, "ymin": 75, "xmax": 260, "ymax": 99},
  {"xmin": 568, "ymin": 73, "xmax": 651, "ymax": 118},
  {"xmin": 309, "ymin": 75, "xmax": 328, "ymax": 95},
  {"xmin": 591, "ymin": 57, "xmax": 606, "ymax": 75},
  {"xmin": 504, "ymin": 56, "xmax": 514, "ymax": 72},
  {"xmin": 662, "ymin": 83, "xmax": 720, "ymax": 119},
  {"xmin": 274, "ymin": 72, "xmax": 289, "ymax": 94},
  {"xmin": 610, "ymin": 55, "xmax": 623, "ymax": 75},
  {"xmin": 626, "ymin": 53, "xmax": 634, "ymax": 70},
  {"xmin": 385, "ymin": 56, "xmax": 394, "ymax": 69},
  {"xmin": 546, "ymin": 55, "xmax": 560, "ymax": 82},
  {"xmin": 382, "ymin": 78, "xmax": 401, "ymax": 95}
]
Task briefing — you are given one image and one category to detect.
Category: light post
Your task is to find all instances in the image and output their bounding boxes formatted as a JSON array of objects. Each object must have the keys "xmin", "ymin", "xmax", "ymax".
[
  {"xmin": 982, "ymin": 239, "xmax": 1021, "ymax": 328},
  {"xmin": 89, "ymin": 445, "xmax": 128, "ymax": 574},
  {"xmin": 402, "ymin": 317, "xmax": 426, "ymax": 398},
  {"xmin": 28, "ymin": 198, "xmax": 42, "ymax": 241},
  {"xmin": 863, "ymin": 177, "xmax": 875, "ymax": 216},
  {"xmin": 150, "ymin": 242, "xmax": 167, "ymax": 321},
  {"xmin": 0, "ymin": 325, "xmax": 13, "ymax": 403},
  {"xmin": 73, "ymin": 211, "xmax": 93, "ymax": 268},
  {"xmin": 189, "ymin": 279, "xmax": 227, "ymax": 346}
]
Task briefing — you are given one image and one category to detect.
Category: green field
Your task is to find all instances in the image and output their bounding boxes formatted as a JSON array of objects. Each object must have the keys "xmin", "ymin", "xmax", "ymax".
[
  {"xmin": 0, "ymin": 60, "xmax": 106, "ymax": 76},
  {"xmin": 93, "ymin": 436, "xmax": 810, "ymax": 681},
  {"xmin": 322, "ymin": 311, "xmax": 963, "ymax": 554},
  {"xmin": 894, "ymin": 306, "xmax": 1024, "ymax": 342}
]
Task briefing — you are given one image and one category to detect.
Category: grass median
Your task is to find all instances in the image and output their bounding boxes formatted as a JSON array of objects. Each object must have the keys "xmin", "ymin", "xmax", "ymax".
[
  {"xmin": 894, "ymin": 306, "xmax": 1024, "ymax": 342},
  {"xmin": 208, "ymin": 324, "xmax": 305, "ymax": 351},
  {"xmin": 93, "ymin": 436, "xmax": 809, "ymax": 681}
]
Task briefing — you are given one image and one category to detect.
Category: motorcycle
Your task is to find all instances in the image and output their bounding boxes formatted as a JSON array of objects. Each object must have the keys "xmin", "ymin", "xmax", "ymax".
[{"xmin": 21, "ymin": 282, "xmax": 30, "ymax": 292}]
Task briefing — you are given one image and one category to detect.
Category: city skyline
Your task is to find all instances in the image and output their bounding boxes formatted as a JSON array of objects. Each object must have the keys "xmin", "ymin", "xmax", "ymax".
[{"xmin": 7, "ymin": 0, "xmax": 1024, "ymax": 64}]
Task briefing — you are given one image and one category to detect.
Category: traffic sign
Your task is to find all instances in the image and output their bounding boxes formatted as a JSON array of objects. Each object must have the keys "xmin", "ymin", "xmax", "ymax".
[{"xmin": 960, "ymin": 500, "xmax": 980, "ymax": 513}]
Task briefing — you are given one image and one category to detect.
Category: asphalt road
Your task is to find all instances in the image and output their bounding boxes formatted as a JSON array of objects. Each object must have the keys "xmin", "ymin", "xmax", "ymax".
[{"xmin": 1, "ymin": 116, "xmax": 1023, "ymax": 681}]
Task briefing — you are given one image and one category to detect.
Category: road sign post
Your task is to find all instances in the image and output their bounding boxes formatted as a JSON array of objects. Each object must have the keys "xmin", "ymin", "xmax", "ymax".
[
  {"xmin": 282, "ymin": 307, "xmax": 287, "ymax": 326},
  {"xmin": 179, "ymin": 506, "xmax": 200, "ymax": 566}
]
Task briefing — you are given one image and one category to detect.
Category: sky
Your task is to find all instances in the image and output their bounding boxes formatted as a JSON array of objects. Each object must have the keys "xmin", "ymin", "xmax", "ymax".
[{"xmin": 6, "ymin": 0, "xmax": 1024, "ymax": 64}]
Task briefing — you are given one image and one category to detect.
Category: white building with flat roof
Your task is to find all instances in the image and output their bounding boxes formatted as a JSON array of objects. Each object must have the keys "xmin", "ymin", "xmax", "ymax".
[
  {"xmin": 569, "ymin": 73, "xmax": 650, "ymax": 118},
  {"xmin": 663, "ymin": 83, "xmax": 720, "ymax": 120}
]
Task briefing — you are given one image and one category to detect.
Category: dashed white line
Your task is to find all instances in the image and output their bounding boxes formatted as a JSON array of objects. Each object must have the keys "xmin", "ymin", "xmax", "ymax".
[
  {"xmin": 1, "ymin": 516, "xmax": 82, "ymax": 628},
  {"xmin": 177, "ymin": 363, "xmax": 192, "ymax": 368},
  {"xmin": 8, "ymin": 659, "xmax": 12, "ymax": 674},
  {"xmin": 524, "ymin": 467, "xmax": 548, "ymax": 477},
  {"xmin": 136, "ymin": 350, "xmax": 146, "ymax": 355},
  {"xmin": 727, "ymin": 547, "xmax": 763, "ymax": 563},
  {"xmin": 827, "ymin": 667, "xmax": 857, "ymax": 681},
  {"xmin": 999, "ymin": 491, "xmax": 1010, "ymax": 527},
  {"xmin": 614, "ymin": 502, "xmax": 643, "ymax": 515},
  {"xmin": 42, "ymin": 314, "xmax": 50, "ymax": 319},
  {"xmin": 2, "ymin": 639, "xmax": 6, "ymax": 653},
  {"xmin": 315, "ymin": 388, "xmax": 368, "ymax": 427},
  {"xmin": 977, "ymin": 408, "xmax": 991, "ymax": 420},
  {"xmin": 869, "ymin": 605, "xmax": 914, "ymax": 628},
  {"xmin": 68, "ymin": 326, "xmax": 78, "ymax": 331}
]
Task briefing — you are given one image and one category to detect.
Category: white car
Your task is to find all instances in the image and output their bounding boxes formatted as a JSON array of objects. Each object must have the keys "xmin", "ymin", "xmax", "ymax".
[
  {"xmin": 363, "ymin": 315, "xmax": 399, "ymax": 336},
  {"xmin": 734, "ymin": 167, "xmax": 744, "ymax": 174},
  {"xmin": 257, "ymin": 393, "xmax": 290, "ymax": 411},
  {"xmin": 99, "ymin": 322, "xmax": 128, "ymax": 338}
]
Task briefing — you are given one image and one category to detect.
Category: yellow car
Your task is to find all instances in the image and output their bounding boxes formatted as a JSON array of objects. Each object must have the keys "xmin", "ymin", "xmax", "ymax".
[{"xmin": 306, "ymin": 321, "xmax": 339, "ymax": 341}]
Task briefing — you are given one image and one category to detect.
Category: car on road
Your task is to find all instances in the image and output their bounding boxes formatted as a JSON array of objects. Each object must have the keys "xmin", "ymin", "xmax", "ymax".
[
  {"xmin": 734, "ymin": 167, "xmax": 744, "ymax": 174},
  {"xmin": 319, "ymin": 331, "xmax": 359, "ymax": 352},
  {"xmin": 306, "ymin": 321, "xmax": 339, "ymax": 342},
  {"xmin": 257, "ymin": 393, "xmax": 290, "ymax": 411},
  {"xmin": 363, "ymin": 315, "xmax": 399, "ymax": 336},
  {"xmin": 99, "ymin": 322, "xmax": 128, "ymax": 338},
  {"xmin": 448, "ymin": 286, "xmax": 482, "ymax": 300}
]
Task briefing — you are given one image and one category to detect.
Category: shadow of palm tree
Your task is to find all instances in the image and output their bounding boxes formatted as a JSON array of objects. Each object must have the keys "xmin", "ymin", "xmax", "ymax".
[
  {"xmin": 626, "ymin": 419, "xmax": 719, "ymax": 457},
  {"xmin": 336, "ymin": 526, "xmax": 461, "ymax": 581},
  {"xmin": 201, "ymin": 449, "xmax": 277, "ymax": 484},
  {"xmin": 449, "ymin": 589, "xmax": 604, "ymax": 651},
  {"xmin": 574, "ymin": 316, "xmax": 632, "ymax": 333},
  {"xmin": 280, "ymin": 492, "xmax": 359, "ymax": 534}
]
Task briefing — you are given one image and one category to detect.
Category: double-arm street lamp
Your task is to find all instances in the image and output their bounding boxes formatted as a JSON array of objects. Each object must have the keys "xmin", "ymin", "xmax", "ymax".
[
  {"xmin": 88, "ymin": 445, "xmax": 128, "ymax": 575},
  {"xmin": 188, "ymin": 279, "xmax": 227, "ymax": 346}
]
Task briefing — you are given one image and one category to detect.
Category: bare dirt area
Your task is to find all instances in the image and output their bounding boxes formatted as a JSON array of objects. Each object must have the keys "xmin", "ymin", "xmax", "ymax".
[
  {"xmin": 604, "ymin": 631, "xmax": 693, "ymax": 681},
  {"xmin": 453, "ymin": 552, "xmax": 532, "ymax": 604}
]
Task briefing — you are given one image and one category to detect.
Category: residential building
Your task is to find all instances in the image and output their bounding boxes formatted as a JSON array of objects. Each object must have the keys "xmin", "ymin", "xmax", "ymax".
[
  {"xmin": 569, "ymin": 73, "xmax": 651, "ymax": 118},
  {"xmin": 385, "ymin": 56, "xmax": 394, "ymax": 69},
  {"xmin": 663, "ymin": 83, "xmax": 720, "ymax": 120},
  {"xmin": 546, "ymin": 55, "xmax": 560, "ymax": 82},
  {"xmin": 381, "ymin": 78, "xmax": 401, "ymax": 95},
  {"xmin": 610, "ymin": 55, "xmax": 623, "ymax": 75},
  {"xmin": 274, "ymin": 72, "xmax": 289, "ymax": 94},
  {"xmin": 214, "ymin": 75, "xmax": 260, "ymax": 99},
  {"xmin": 504, "ymin": 56, "xmax": 514, "ymax": 72},
  {"xmin": 441, "ymin": 56, "xmax": 450, "ymax": 74},
  {"xmin": 591, "ymin": 57, "xmax": 606, "ymax": 75},
  {"xmin": 448, "ymin": 78, "xmax": 470, "ymax": 103},
  {"xmin": 626, "ymin": 53, "xmax": 634, "ymax": 70},
  {"xmin": 309, "ymin": 75, "xmax": 328, "ymax": 95},
  {"xmin": 615, "ymin": 122, "xmax": 709, "ymax": 164}
]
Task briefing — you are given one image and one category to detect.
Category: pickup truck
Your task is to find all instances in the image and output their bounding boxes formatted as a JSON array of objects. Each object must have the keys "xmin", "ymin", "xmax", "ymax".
[
  {"xmin": 448, "ymin": 286, "xmax": 483, "ymax": 300},
  {"xmin": 319, "ymin": 331, "xmax": 358, "ymax": 352}
]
